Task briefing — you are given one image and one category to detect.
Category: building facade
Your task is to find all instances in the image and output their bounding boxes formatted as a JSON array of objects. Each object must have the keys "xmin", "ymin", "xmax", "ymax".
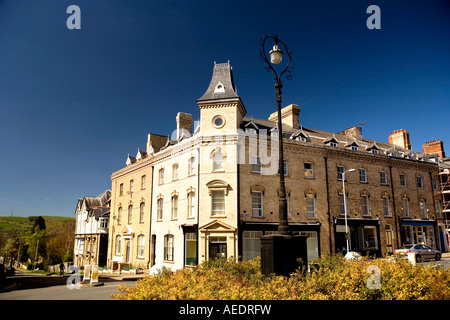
[
  {"xmin": 106, "ymin": 62, "xmax": 444, "ymax": 272},
  {"xmin": 74, "ymin": 190, "xmax": 111, "ymax": 267}
]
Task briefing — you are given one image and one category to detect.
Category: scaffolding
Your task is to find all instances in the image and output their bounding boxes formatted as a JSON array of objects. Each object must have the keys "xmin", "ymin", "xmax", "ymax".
[{"xmin": 439, "ymin": 160, "xmax": 450, "ymax": 230}]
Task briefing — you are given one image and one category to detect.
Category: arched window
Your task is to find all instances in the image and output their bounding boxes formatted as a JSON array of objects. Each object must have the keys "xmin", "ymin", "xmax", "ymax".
[
  {"xmin": 128, "ymin": 205, "xmax": 133, "ymax": 224},
  {"xmin": 140, "ymin": 202, "xmax": 145, "ymax": 223},
  {"xmin": 117, "ymin": 207, "xmax": 122, "ymax": 225}
]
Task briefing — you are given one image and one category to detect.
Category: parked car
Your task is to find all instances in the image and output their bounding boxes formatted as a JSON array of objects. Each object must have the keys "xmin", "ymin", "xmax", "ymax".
[{"xmin": 394, "ymin": 244, "xmax": 441, "ymax": 262}]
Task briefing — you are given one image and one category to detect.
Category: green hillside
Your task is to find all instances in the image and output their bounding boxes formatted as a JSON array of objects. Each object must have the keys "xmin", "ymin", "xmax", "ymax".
[{"xmin": 0, "ymin": 216, "xmax": 75, "ymax": 237}]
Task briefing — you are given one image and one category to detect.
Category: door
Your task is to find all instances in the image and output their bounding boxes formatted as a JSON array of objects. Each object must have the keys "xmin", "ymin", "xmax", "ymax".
[
  {"xmin": 385, "ymin": 226, "xmax": 394, "ymax": 255},
  {"xmin": 209, "ymin": 236, "xmax": 227, "ymax": 260},
  {"xmin": 209, "ymin": 243, "xmax": 227, "ymax": 260},
  {"xmin": 125, "ymin": 241, "xmax": 131, "ymax": 263},
  {"xmin": 150, "ymin": 235, "xmax": 156, "ymax": 267}
]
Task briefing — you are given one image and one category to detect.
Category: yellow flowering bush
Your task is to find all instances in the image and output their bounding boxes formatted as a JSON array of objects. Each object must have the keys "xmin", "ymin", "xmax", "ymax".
[{"xmin": 112, "ymin": 255, "xmax": 450, "ymax": 300}]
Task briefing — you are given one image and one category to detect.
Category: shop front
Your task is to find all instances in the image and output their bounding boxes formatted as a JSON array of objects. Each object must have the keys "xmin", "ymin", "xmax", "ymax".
[
  {"xmin": 400, "ymin": 219, "xmax": 437, "ymax": 249},
  {"xmin": 239, "ymin": 221, "xmax": 321, "ymax": 262},
  {"xmin": 334, "ymin": 218, "xmax": 381, "ymax": 257}
]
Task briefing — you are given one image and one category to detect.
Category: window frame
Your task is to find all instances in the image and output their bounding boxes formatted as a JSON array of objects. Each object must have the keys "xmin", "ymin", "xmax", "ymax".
[
  {"xmin": 304, "ymin": 162, "xmax": 314, "ymax": 178},
  {"xmin": 251, "ymin": 156, "xmax": 262, "ymax": 174},
  {"xmin": 251, "ymin": 191, "xmax": 263, "ymax": 217},
  {"xmin": 359, "ymin": 168, "xmax": 367, "ymax": 183},
  {"xmin": 211, "ymin": 190, "xmax": 226, "ymax": 216},
  {"xmin": 127, "ymin": 204, "xmax": 133, "ymax": 224},
  {"xmin": 157, "ymin": 198, "xmax": 163, "ymax": 220},
  {"xmin": 171, "ymin": 195, "xmax": 178, "ymax": 220},
  {"xmin": 306, "ymin": 194, "xmax": 316, "ymax": 219},
  {"xmin": 137, "ymin": 235, "xmax": 145, "ymax": 258},
  {"xmin": 361, "ymin": 195, "xmax": 370, "ymax": 216},
  {"xmin": 164, "ymin": 234, "xmax": 174, "ymax": 262},
  {"xmin": 380, "ymin": 171, "xmax": 388, "ymax": 185},
  {"xmin": 139, "ymin": 202, "xmax": 145, "ymax": 223}
]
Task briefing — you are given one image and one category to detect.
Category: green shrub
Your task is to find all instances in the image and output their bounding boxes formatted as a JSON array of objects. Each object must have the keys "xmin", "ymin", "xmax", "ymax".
[{"xmin": 112, "ymin": 255, "xmax": 450, "ymax": 300}]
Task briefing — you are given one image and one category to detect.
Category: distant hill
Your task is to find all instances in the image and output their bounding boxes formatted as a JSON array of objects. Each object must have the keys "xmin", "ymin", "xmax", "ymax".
[{"xmin": 0, "ymin": 216, "xmax": 75, "ymax": 238}]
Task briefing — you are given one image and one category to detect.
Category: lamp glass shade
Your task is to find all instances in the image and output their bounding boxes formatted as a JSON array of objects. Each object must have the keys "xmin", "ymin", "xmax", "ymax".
[{"xmin": 269, "ymin": 44, "xmax": 283, "ymax": 64}]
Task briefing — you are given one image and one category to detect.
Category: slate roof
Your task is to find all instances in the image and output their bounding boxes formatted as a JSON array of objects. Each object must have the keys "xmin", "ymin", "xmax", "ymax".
[{"xmin": 197, "ymin": 62, "xmax": 240, "ymax": 102}]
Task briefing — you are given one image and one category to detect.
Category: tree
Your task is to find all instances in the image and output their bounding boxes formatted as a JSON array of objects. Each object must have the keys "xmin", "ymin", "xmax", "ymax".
[
  {"xmin": 46, "ymin": 220, "xmax": 75, "ymax": 264},
  {"xmin": 29, "ymin": 216, "xmax": 46, "ymax": 233}
]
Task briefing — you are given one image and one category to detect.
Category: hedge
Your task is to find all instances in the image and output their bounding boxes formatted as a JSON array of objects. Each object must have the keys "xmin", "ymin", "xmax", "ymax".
[{"xmin": 112, "ymin": 254, "xmax": 450, "ymax": 300}]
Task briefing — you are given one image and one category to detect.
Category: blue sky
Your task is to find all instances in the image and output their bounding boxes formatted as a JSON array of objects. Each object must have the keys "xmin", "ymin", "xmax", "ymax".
[{"xmin": 0, "ymin": 0, "xmax": 449, "ymax": 217}]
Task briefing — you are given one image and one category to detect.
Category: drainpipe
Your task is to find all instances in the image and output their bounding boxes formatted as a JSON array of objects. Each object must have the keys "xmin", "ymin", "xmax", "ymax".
[
  {"xmin": 324, "ymin": 157, "xmax": 332, "ymax": 255},
  {"xmin": 149, "ymin": 165, "xmax": 154, "ymax": 268},
  {"xmin": 389, "ymin": 166, "xmax": 400, "ymax": 248}
]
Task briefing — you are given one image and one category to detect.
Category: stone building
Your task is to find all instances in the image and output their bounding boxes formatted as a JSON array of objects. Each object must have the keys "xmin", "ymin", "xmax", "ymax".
[
  {"xmin": 74, "ymin": 190, "xmax": 110, "ymax": 267},
  {"xmin": 106, "ymin": 62, "xmax": 444, "ymax": 272}
]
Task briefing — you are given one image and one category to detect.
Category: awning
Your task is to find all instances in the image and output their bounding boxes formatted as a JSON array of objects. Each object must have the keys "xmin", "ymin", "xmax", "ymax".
[{"xmin": 401, "ymin": 219, "xmax": 435, "ymax": 226}]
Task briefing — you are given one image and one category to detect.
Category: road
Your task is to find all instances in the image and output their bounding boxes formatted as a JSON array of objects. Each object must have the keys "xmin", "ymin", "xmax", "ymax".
[{"xmin": 0, "ymin": 272, "xmax": 137, "ymax": 300}]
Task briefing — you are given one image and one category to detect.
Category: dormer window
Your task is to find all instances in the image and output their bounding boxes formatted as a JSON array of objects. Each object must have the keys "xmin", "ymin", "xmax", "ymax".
[
  {"xmin": 214, "ymin": 81, "xmax": 226, "ymax": 93},
  {"xmin": 324, "ymin": 136, "xmax": 338, "ymax": 147}
]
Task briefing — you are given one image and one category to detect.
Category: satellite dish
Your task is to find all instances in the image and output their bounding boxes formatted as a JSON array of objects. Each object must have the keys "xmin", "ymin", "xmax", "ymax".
[{"xmin": 356, "ymin": 121, "xmax": 367, "ymax": 126}]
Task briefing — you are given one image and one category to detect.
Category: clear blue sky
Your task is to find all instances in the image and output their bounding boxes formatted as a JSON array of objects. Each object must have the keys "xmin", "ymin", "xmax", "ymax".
[{"xmin": 0, "ymin": 0, "xmax": 449, "ymax": 217}]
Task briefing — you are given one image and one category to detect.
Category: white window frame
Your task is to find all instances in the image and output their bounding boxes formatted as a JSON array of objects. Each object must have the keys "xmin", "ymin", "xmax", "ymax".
[
  {"xmin": 251, "ymin": 156, "xmax": 262, "ymax": 173},
  {"xmin": 159, "ymin": 168, "xmax": 164, "ymax": 184},
  {"xmin": 382, "ymin": 196, "xmax": 391, "ymax": 217},
  {"xmin": 306, "ymin": 195, "xmax": 316, "ymax": 219},
  {"xmin": 359, "ymin": 168, "xmax": 367, "ymax": 183},
  {"xmin": 211, "ymin": 190, "xmax": 225, "ymax": 216},
  {"xmin": 139, "ymin": 202, "xmax": 145, "ymax": 223},
  {"xmin": 402, "ymin": 198, "xmax": 410, "ymax": 218},
  {"xmin": 362, "ymin": 195, "xmax": 370, "ymax": 216},
  {"xmin": 188, "ymin": 191, "xmax": 196, "ymax": 218},
  {"xmin": 128, "ymin": 205, "xmax": 133, "ymax": 224},
  {"xmin": 337, "ymin": 166, "xmax": 345, "ymax": 181},
  {"xmin": 157, "ymin": 198, "xmax": 163, "ymax": 220},
  {"xmin": 251, "ymin": 191, "xmax": 263, "ymax": 217},
  {"xmin": 400, "ymin": 174, "xmax": 407, "ymax": 187},
  {"xmin": 164, "ymin": 234, "xmax": 174, "ymax": 261},
  {"xmin": 172, "ymin": 164, "xmax": 179, "ymax": 180},
  {"xmin": 137, "ymin": 235, "xmax": 145, "ymax": 258},
  {"xmin": 419, "ymin": 199, "xmax": 427, "ymax": 218},
  {"xmin": 171, "ymin": 195, "xmax": 178, "ymax": 220},
  {"xmin": 380, "ymin": 171, "xmax": 387, "ymax": 185},
  {"xmin": 188, "ymin": 157, "xmax": 196, "ymax": 175},
  {"xmin": 416, "ymin": 176, "xmax": 423, "ymax": 189}
]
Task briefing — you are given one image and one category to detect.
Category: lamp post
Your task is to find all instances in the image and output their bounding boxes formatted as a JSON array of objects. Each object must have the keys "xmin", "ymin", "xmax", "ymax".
[
  {"xmin": 259, "ymin": 34, "xmax": 293, "ymax": 235},
  {"xmin": 259, "ymin": 35, "xmax": 307, "ymax": 277},
  {"xmin": 342, "ymin": 168, "xmax": 356, "ymax": 254}
]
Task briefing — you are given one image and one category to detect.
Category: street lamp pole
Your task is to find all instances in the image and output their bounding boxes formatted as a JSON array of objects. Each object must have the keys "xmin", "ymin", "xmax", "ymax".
[
  {"xmin": 342, "ymin": 169, "xmax": 356, "ymax": 253},
  {"xmin": 259, "ymin": 34, "xmax": 293, "ymax": 235}
]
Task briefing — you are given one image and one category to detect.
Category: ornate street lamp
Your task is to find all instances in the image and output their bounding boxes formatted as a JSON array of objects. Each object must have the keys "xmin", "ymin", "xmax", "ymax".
[
  {"xmin": 342, "ymin": 168, "xmax": 356, "ymax": 254},
  {"xmin": 259, "ymin": 34, "xmax": 293, "ymax": 235},
  {"xmin": 259, "ymin": 35, "xmax": 307, "ymax": 277}
]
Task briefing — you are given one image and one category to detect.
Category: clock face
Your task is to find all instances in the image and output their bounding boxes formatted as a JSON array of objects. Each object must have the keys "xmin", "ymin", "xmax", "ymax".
[{"xmin": 212, "ymin": 115, "xmax": 225, "ymax": 128}]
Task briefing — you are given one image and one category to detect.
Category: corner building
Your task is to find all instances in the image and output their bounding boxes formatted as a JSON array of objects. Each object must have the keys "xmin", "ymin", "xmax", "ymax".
[{"xmin": 107, "ymin": 62, "xmax": 444, "ymax": 272}]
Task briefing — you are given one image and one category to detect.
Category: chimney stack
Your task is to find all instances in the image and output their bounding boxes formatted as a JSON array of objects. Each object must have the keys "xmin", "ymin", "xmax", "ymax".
[
  {"xmin": 422, "ymin": 140, "xmax": 445, "ymax": 158},
  {"xmin": 389, "ymin": 129, "xmax": 411, "ymax": 150},
  {"xmin": 176, "ymin": 112, "xmax": 193, "ymax": 140},
  {"xmin": 268, "ymin": 104, "xmax": 300, "ymax": 129}
]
